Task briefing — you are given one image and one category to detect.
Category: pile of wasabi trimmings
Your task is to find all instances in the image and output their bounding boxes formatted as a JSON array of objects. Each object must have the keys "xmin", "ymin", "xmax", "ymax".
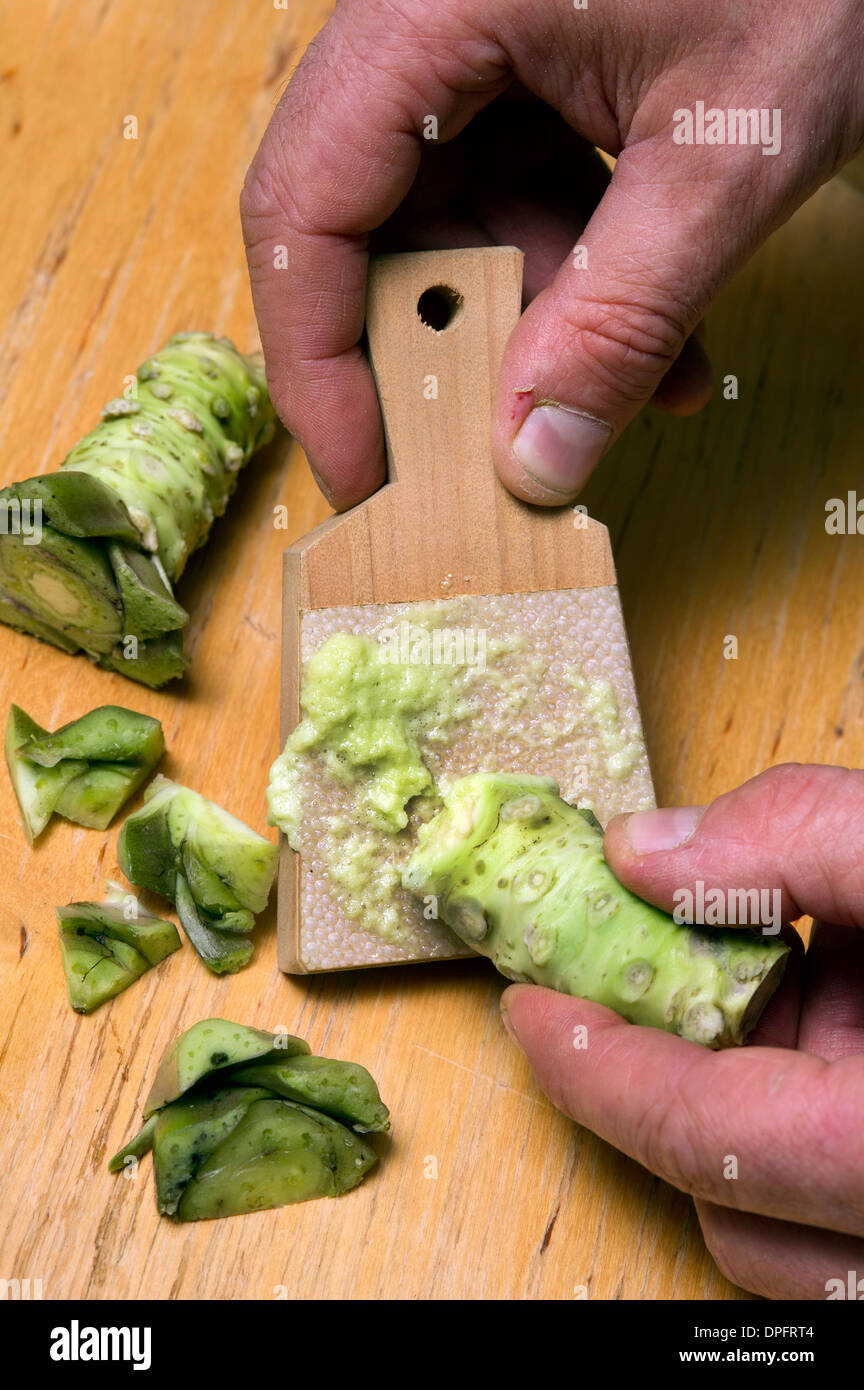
[
  {"xmin": 110, "ymin": 1019, "xmax": 389, "ymax": 1221},
  {"xmin": 6, "ymin": 701, "xmax": 279, "ymax": 1008},
  {"xmin": 6, "ymin": 700, "xmax": 391, "ymax": 1222},
  {"xmin": 1, "ymin": 332, "xmax": 390, "ymax": 1222}
]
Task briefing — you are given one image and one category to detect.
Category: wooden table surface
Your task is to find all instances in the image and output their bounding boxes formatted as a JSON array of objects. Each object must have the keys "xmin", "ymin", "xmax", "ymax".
[{"xmin": 1, "ymin": 1, "xmax": 862, "ymax": 1302}]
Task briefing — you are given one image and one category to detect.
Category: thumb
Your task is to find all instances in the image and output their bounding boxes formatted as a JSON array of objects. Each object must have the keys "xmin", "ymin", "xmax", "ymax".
[
  {"xmin": 603, "ymin": 763, "xmax": 864, "ymax": 930},
  {"xmin": 492, "ymin": 148, "xmax": 730, "ymax": 503}
]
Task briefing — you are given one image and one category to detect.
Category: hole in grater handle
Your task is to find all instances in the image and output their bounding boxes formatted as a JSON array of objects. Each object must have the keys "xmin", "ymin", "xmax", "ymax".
[{"xmin": 416, "ymin": 284, "xmax": 464, "ymax": 333}]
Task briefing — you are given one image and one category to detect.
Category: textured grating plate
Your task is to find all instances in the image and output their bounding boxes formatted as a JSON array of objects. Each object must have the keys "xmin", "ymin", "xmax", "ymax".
[{"xmin": 286, "ymin": 587, "xmax": 655, "ymax": 972}]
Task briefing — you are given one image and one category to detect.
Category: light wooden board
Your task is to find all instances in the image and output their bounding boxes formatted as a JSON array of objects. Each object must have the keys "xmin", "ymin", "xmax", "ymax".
[{"xmin": 1, "ymin": 0, "xmax": 862, "ymax": 1301}]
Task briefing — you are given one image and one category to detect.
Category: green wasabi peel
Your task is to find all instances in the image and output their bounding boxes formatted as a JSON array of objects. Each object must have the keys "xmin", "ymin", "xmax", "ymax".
[
  {"xmin": 403, "ymin": 773, "xmax": 789, "ymax": 1048},
  {"xmin": 5, "ymin": 705, "xmax": 86, "ymax": 840},
  {"xmin": 57, "ymin": 900, "xmax": 181, "ymax": 1013},
  {"xmin": 118, "ymin": 777, "xmax": 278, "ymax": 974},
  {"xmin": 5, "ymin": 703, "xmax": 164, "ymax": 837},
  {"xmin": 110, "ymin": 1019, "xmax": 388, "ymax": 1220}
]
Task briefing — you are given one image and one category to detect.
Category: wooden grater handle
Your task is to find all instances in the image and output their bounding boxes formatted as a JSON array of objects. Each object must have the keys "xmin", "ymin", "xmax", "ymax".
[
  {"xmin": 286, "ymin": 245, "xmax": 614, "ymax": 609},
  {"xmin": 365, "ymin": 247, "xmax": 523, "ymax": 507}
]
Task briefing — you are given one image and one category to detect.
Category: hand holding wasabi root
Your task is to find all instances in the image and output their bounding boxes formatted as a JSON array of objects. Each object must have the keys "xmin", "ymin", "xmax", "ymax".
[
  {"xmin": 110, "ymin": 1020, "xmax": 389, "ymax": 1220},
  {"xmin": 497, "ymin": 765, "xmax": 864, "ymax": 1300},
  {"xmin": 404, "ymin": 774, "xmax": 787, "ymax": 1047}
]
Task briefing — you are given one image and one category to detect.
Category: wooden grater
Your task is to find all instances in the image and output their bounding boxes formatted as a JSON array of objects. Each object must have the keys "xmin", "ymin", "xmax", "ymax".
[{"xmin": 278, "ymin": 247, "xmax": 654, "ymax": 974}]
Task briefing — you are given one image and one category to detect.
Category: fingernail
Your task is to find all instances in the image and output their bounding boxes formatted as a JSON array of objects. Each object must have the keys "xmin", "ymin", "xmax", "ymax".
[
  {"xmin": 499, "ymin": 997, "xmax": 524, "ymax": 1054},
  {"xmin": 512, "ymin": 404, "xmax": 612, "ymax": 495},
  {"xmin": 623, "ymin": 806, "xmax": 705, "ymax": 854}
]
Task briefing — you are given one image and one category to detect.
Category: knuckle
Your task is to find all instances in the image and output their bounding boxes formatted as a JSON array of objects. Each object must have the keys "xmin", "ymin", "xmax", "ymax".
[
  {"xmin": 632, "ymin": 1059, "xmax": 715, "ymax": 1197},
  {"xmin": 731, "ymin": 764, "xmax": 864, "ymax": 918},
  {"xmin": 240, "ymin": 158, "xmax": 302, "ymax": 238},
  {"xmin": 239, "ymin": 167, "xmax": 271, "ymax": 231},
  {"xmin": 566, "ymin": 294, "xmax": 690, "ymax": 403}
]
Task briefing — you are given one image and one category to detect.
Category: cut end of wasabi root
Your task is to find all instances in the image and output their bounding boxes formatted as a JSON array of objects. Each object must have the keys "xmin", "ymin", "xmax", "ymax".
[
  {"xmin": 5, "ymin": 703, "xmax": 164, "ymax": 838},
  {"xmin": 57, "ymin": 900, "xmax": 181, "ymax": 1014},
  {"xmin": 403, "ymin": 773, "xmax": 789, "ymax": 1049},
  {"xmin": 0, "ymin": 333, "xmax": 276, "ymax": 686},
  {"xmin": 111, "ymin": 1019, "xmax": 388, "ymax": 1220},
  {"xmin": 117, "ymin": 776, "xmax": 278, "ymax": 974}
]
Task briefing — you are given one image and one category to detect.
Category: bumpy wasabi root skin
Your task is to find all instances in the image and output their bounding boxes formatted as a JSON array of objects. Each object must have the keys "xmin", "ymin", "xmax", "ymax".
[
  {"xmin": 403, "ymin": 773, "xmax": 790, "ymax": 1049},
  {"xmin": 57, "ymin": 900, "xmax": 181, "ymax": 1014},
  {"xmin": 5, "ymin": 703, "xmax": 165, "ymax": 838},
  {"xmin": 0, "ymin": 333, "xmax": 276, "ymax": 687},
  {"xmin": 118, "ymin": 776, "xmax": 278, "ymax": 974},
  {"xmin": 109, "ymin": 1020, "xmax": 389, "ymax": 1221}
]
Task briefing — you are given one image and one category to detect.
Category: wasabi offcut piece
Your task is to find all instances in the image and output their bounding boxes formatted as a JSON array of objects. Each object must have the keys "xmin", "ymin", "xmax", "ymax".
[
  {"xmin": 57, "ymin": 900, "xmax": 181, "ymax": 1014},
  {"xmin": 118, "ymin": 776, "xmax": 278, "ymax": 974},
  {"xmin": 0, "ymin": 333, "xmax": 276, "ymax": 686},
  {"xmin": 5, "ymin": 703, "xmax": 164, "ymax": 838},
  {"xmin": 223, "ymin": 1055, "xmax": 392, "ymax": 1134},
  {"xmin": 109, "ymin": 1020, "xmax": 388, "ymax": 1220},
  {"xmin": 5, "ymin": 705, "xmax": 86, "ymax": 841},
  {"xmin": 403, "ymin": 773, "xmax": 789, "ymax": 1048}
]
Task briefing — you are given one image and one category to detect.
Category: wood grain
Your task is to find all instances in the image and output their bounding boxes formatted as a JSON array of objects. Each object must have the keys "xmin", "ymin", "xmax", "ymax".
[
  {"xmin": 279, "ymin": 247, "xmax": 616, "ymax": 971},
  {"xmin": 0, "ymin": 0, "xmax": 862, "ymax": 1302}
]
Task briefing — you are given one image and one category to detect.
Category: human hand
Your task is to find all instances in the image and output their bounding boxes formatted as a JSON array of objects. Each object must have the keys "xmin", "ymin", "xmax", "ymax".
[
  {"xmin": 501, "ymin": 763, "xmax": 864, "ymax": 1299},
  {"xmin": 241, "ymin": 0, "xmax": 864, "ymax": 509}
]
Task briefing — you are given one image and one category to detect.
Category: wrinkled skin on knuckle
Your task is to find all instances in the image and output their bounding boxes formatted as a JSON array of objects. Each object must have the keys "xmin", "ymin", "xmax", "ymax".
[
  {"xmin": 562, "ymin": 292, "xmax": 690, "ymax": 406},
  {"xmin": 332, "ymin": 0, "xmax": 510, "ymax": 124},
  {"xmin": 630, "ymin": 1058, "xmax": 714, "ymax": 1198},
  {"xmin": 240, "ymin": 158, "xmax": 294, "ymax": 253}
]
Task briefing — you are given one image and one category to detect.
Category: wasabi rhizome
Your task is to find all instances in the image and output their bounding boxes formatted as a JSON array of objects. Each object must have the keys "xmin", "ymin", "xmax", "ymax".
[
  {"xmin": 0, "ymin": 332, "xmax": 276, "ymax": 686},
  {"xmin": 404, "ymin": 773, "xmax": 788, "ymax": 1048}
]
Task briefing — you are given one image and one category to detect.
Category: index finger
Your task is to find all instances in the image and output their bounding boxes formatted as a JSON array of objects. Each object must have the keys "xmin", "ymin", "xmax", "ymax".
[{"xmin": 240, "ymin": 3, "xmax": 509, "ymax": 508}]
